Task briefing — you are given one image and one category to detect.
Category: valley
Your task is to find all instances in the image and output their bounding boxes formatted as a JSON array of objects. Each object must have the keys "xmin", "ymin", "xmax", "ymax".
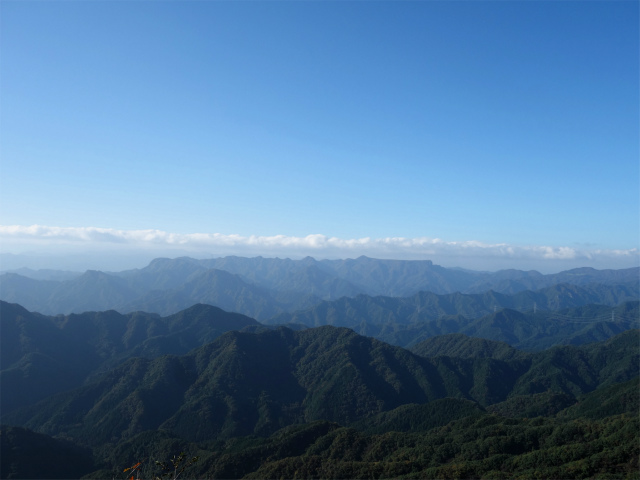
[{"xmin": 1, "ymin": 256, "xmax": 638, "ymax": 479}]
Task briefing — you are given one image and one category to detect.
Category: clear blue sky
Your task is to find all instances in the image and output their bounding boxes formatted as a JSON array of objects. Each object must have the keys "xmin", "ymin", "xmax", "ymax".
[{"xmin": 1, "ymin": 1, "xmax": 638, "ymax": 271}]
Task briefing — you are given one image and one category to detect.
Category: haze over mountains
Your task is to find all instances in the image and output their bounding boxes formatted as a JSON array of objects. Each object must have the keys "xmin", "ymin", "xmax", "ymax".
[
  {"xmin": 1, "ymin": 255, "xmax": 638, "ymax": 319},
  {"xmin": 3, "ymin": 0, "xmax": 638, "ymax": 475},
  {"xmin": 1, "ymin": 255, "xmax": 639, "ymax": 479}
]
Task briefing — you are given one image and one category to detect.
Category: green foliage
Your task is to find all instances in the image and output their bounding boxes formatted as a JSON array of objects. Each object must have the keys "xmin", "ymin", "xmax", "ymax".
[
  {"xmin": 410, "ymin": 333, "xmax": 523, "ymax": 360},
  {"xmin": 351, "ymin": 398, "xmax": 486, "ymax": 434},
  {"xmin": 510, "ymin": 329, "xmax": 639, "ymax": 398},
  {"xmin": 5, "ymin": 325, "xmax": 639, "ymax": 451},
  {"xmin": 275, "ymin": 293, "xmax": 639, "ymax": 349},
  {"xmin": 0, "ymin": 301, "xmax": 260, "ymax": 415},
  {"xmin": 487, "ymin": 391, "xmax": 576, "ymax": 418},
  {"xmin": 212, "ymin": 412, "xmax": 639, "ymax": 479},
  {"xmin": 2, "ymin": 297, "xmax": 639, "ymax": 479},
  {"xmin": 559, "ymin": 377, "xmax": 640, "ymax": 420}
]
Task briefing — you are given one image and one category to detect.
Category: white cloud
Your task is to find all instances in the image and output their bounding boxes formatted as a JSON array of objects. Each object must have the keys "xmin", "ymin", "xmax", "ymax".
[{"xmin": 1, "ymin": 224, "xmax": 638, "ymax": 272}]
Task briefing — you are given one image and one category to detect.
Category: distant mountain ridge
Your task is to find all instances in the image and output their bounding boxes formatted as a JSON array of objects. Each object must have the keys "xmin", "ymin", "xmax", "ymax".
[
  {"xmin": 270, "ymin": 282, "xmax": 639, "ymax": 326},
  {"xmin": 409, "ymin": 333, "xmax": 523, "ymax": 360},
  {"xmin": 1, "ymin": 255, "xmax": 638, "ymax": 318},
  {"xmin": 269, "ymin": 285, "xmax": 640, "ymax": 348}
]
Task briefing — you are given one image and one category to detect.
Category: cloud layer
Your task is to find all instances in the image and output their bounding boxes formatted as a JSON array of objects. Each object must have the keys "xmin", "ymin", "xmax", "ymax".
[{"xmin": 1, "ymin": 225, "xmax": 638, "ymax": 272}]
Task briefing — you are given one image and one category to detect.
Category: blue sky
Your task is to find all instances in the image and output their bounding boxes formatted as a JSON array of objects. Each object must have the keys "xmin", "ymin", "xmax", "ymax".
[{"xmin": 1, "ymin": 1, "xmax": 638, "ymax": 272}]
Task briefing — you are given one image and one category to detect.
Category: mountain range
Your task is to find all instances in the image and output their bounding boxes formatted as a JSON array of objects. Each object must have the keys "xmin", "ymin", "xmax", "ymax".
[
  {"xmin": 0, "ymin": 301, "xmax": 260, "ymax": 415},
  {"xmin": 1, "ymin": 308, "xmax": 638, "ymax": 478},
  {"xmin": 268, "ymin": 283, "xmax": 639, "ymax": 346},
  {"xmin": 2, "ymin": 256, "xmax": 638, "ymax": 319},
  {"xmin": 1, "ymin": 255, "xmax": 639, "ymax": 479},
  {"xmin": 5, "ymin": 321, "xmax": 638, "ymax": 444}
]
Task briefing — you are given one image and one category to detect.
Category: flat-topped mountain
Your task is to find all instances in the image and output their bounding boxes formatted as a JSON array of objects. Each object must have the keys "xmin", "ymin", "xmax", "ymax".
[{"xmin": 2, "ymin": 255, "xmax": 637, "ymax": 318}]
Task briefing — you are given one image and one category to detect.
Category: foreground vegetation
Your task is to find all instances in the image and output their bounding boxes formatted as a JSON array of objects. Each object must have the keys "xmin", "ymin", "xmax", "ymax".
[
  {"xmin": 2, "ymin": 376, "xmax": 638, "ymax": 479},
  {"xmin": 3, "ymin": 399, "xmax": 638, "ymax": 479},
  {"xmin": 1, "ymin": 298, "xmax": 638, "ymax": 479}
]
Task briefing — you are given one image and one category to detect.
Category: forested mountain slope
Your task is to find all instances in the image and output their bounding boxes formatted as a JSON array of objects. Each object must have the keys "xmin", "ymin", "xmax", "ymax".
[
  {"xmin": 273, "ymin": 293, "xmax": 639, "ymax": 349},
  {"xmin": 3, "ymin": 297, "xmax": 637, "ymax": 419},
  {"xmin": 270, "ymin": 283, "xmax": 639, "ymax": 327},
  {"xmin": 409, "ymin": 333, "xmax": 524, "ymax": 360},
  {"xmin": 0, "ymin": 301, "xmax": 260, "ymax": 414},
  {"xmin": 3, "ymin": 327, "xmax": 637, "ymax": 451}
]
